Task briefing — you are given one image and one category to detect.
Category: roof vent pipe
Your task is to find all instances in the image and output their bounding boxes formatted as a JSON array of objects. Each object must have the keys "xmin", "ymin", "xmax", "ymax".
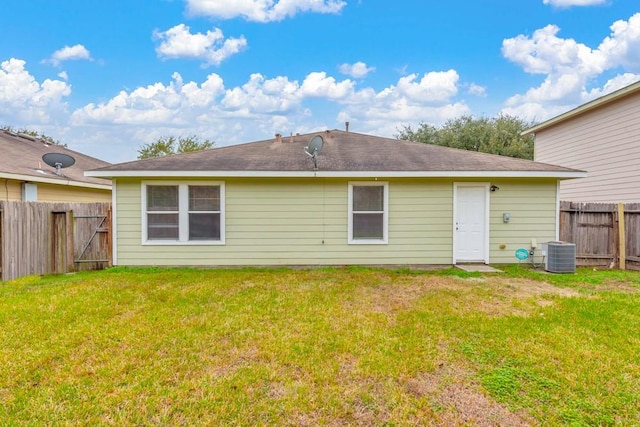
[
  {"xmin": 345, "ymin": 121, "xmax": 349, "ymax": 133},
  {"xmin": 275, "ymin": 133, "xmax": 282, "ymax": 143}
]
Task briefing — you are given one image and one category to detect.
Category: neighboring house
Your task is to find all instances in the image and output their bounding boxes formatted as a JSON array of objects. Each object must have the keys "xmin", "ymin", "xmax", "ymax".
[
  {"xmin": 0, "ymin": 130, "xmax": 112, "ymax": 202},
  {"xmin": 87, "ymin": 130, "xmax": 584, "ymax": 267},
  {"xmin": 523, "ymin": 80, "xmax": 640, "ymax": 203}
]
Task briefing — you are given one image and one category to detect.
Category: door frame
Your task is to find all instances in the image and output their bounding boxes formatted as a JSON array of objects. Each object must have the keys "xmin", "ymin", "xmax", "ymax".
[{"xmin": 452, "ymin": 182, "xmax": 490, "ymax": 265}]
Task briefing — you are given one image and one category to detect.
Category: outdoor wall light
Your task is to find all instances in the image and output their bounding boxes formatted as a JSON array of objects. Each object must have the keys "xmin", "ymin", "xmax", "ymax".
[{"xmin": 490, "ymin": 185, "xmax": 500, "ymax": 192}]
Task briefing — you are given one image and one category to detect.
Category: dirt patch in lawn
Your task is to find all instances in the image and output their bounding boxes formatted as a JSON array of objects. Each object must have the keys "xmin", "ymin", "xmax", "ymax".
[
  {"xmin": 406, "ymin": 365, "xmax": 532, "ymax": 426},
  {"xmin": 597, "ymin": 279, "xmax": 640, "ymax": 293},
  {"xmin": 348, "ymin": 275, "xmax": 580, "ymax": 318}
]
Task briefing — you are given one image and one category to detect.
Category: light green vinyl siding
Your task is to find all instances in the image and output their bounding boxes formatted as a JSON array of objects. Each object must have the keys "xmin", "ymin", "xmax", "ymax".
[
  {"xmin": 486, "ymin": 179, "xmax": 558, "ymax": 263},
  {"xmin": 114, "ymin": 177, "xmax": 558, "ymax": 266}
]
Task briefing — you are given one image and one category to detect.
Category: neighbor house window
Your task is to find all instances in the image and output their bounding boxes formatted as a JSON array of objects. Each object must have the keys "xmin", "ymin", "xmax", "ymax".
[
  {"xmin": 143, "ymin": 182, "xmax": 224, "ymax": 244},
  {"xmin": 348, "ymin": 182, "xmax": 388, "ymax": 244},
  {"xmin": 22, "ymin": 183, "xmax": 38, "ymax": 201}
]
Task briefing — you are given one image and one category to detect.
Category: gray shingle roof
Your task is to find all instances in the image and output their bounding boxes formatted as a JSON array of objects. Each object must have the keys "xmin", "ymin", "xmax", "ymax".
[
  {"xmin": 0, "ymin": 130, "xmax": 111, "ymax": 187},
  {"xmin": 89, "ymin": 130, "xmax": 583, "ymax": 176}
]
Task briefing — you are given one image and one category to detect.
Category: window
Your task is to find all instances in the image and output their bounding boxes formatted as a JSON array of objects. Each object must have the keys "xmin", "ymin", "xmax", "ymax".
[
  {"xmin": 143, "ymin": 182, "xmax": 224, "ymax": 244},
  {"xmin": 348, "ymin": 182, "xmax": 388, "ymax": 244},
  {"xmin": 188, "ymin": 186, "xmax": 221, "ymax": 240},
  {"xmin": 147, "ymin": 185, "xmax": 179, "ymax": 239}
]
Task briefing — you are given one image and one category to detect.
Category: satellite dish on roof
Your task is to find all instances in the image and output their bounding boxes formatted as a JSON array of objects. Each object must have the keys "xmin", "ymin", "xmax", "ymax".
[
  {"xmin": 304, "ymin": 135, "xmax": 324, "ymax": 170},
  {"xmin": 42, "ymin": 152, "xmax": 75, "ymax": 176}
]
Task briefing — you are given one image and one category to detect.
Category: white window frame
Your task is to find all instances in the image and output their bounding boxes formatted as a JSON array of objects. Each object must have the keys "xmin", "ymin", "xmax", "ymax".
[
  {"xmin": 142, "ymin": 181, "xmax": 225, "ymax": 245},
  {"xmin": 348, "ymin": 181, "xmax": 389, "ymax": 245}
]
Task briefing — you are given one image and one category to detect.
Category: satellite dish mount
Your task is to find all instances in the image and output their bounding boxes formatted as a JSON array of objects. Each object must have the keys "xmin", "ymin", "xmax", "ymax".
[
  {"xmin": 304, "ymin": 135, "xmax": 324, "ymax": 170},
  {"xmin": 42, "ymin": 153, "xmax": 76, "ymax": 176}
]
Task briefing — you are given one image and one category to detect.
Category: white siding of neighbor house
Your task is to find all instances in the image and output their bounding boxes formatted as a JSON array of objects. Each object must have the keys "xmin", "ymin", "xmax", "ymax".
[
  {"xmin": 534, "ymin": 91, "xmax": 640, "ymax": 202},
  {"xmin": 114, "ymin": 177, "xmax": 558, "ymax": 266}
]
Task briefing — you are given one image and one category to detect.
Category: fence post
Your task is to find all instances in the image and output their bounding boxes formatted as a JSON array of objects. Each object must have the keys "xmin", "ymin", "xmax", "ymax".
[{"xmin": 618, "ymin": 203, "xmax": 626, "ymax": 270}]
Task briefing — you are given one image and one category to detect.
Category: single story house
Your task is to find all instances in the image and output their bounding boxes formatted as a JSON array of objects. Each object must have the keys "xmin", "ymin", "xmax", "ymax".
[
  {"xmin": 1, "ymin": 130, "xmax": 112, "ymax": 202},
  {"xmin": 86, "ymin": 129, "xmax": 585, "ymax": 267},
  {"xmin": 524, "ymin": 80, "xmax": 640, "ymax": 203}
]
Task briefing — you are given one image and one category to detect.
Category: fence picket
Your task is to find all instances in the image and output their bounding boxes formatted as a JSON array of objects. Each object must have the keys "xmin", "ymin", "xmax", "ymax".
[{"xmin": 559, "ymin": 201, "xmax": 640, "ymax": 270}]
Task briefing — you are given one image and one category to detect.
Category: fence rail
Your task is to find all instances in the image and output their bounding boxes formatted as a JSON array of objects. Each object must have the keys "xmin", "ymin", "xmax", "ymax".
[
  {"xmin": 0, "ymin": 201, "xmax": 112, "ymax": 281},
  {"xmin": 559, "ymin": 201, "xmax": 640, "ymax": 270}
]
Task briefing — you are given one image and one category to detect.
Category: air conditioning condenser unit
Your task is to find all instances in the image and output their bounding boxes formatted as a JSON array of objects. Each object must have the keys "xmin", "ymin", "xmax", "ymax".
[{"xmin": 543, "ymin": 241, "xmax": 576, "ymax": 273}]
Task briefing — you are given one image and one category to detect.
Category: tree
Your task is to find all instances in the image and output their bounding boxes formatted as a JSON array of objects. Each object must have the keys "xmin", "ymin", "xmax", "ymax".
[
  {"xmin": 137, "ymin": 135, "xmax": 214, "ymax": 159},
  {"xmin": 396, "ymin": 115, "xmax": 536, "ymax": 160}
]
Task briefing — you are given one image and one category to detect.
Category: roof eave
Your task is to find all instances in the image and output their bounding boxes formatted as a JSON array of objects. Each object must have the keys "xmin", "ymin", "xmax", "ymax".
[
  {"xmin": 86, "ymin": 170, "xmax": 587, "ymax": 179},
  {"xmin": 0, "ymin": 172, "xmax": 112, "ymax": 190}
]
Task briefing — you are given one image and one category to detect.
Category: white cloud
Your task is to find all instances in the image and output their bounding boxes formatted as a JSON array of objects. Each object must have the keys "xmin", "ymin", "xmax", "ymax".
[
  {"xmin": 501, "ymin": 13, "xmax": 640, "ymax": 121},
  {"xmin": 0, "ymin": 58, "xmax": 71, "ymax": 123},
  {"xmin": 299, "ymin": 72, "xmax": 355, "ymax": 99},
  {"xmin": 338, "ymin": 62, "xmax": 375, "ymax": 78},
  {"xmin": 543, "ymin": 0, "xmax": 607, "ymax": 7},
  {"xmin": 502, "ymin": 25, "xmax": 605, "ymax": 76},
  {"xmin": 396, "ymin": 70, "xmax": 459, "ymax": 103},
  {"xmin": 584, "ymin": 73, "xmax": 640, "ymax": 99},
  {"xmin": 71, "ymin": 70, "xmax": 360, "ymax": 127},
  {"xmin": 66, "ymin": 66, "xmax": 470, "ymax": 160},
  {"xmin": 185, "ymin": 0, "xmax": 346, "ymax": 22},
  {"xmin": 58, "ymin": 71, "xmax": 69, "ymax": 80},
  {"xmin": 221, "ymin": 73, "xmax": 300, "ymax": 112},
  {"xmin": 599, "ymin": 13, "xmax": 640, "ymax": 69},
  {"xmin": 467, "ymin": 83, "xmax": 487, "ymax": 97},
  {"xmin": 154, "ymin": 24, "xmax": 247, "ymax": 67},
  {"xmin": 49, "ymin": 44, "xmax": 92, "ymax": 67}
]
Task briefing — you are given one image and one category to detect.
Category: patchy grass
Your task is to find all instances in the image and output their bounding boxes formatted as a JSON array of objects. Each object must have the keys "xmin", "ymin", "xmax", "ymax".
[{"xmin": 1, "ymin": 266, "xmax": 639, "ymax": 425}]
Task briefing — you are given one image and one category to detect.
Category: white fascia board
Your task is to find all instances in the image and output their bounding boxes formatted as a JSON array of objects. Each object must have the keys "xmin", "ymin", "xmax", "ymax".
[
  {"xmin": 87, "ymin": 169, "xmax": 587, "ymax": 179},
  {"xmin": 0, "ymin": 172, "xmax": 112, "ymax": 190}
]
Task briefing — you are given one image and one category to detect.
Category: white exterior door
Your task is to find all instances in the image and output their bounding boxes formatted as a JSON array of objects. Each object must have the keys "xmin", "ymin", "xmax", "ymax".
[{"xmin": 454, "ymin": 184, "xmax": 489, "ymax": 263}]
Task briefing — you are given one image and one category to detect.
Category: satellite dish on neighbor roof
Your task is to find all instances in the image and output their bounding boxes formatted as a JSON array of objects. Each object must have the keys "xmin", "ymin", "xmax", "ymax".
[
  {"xmin": 304, "ymin": 135, "xmax": 324, "ymax": 170},
  {"xmin": 42, "ymin": 152, "xmax": 75, "ymax": 176}
]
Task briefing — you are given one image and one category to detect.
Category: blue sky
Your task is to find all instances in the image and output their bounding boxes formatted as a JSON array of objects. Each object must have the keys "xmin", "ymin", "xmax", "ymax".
[{"xmin": 1, "ymin": 0, "xmax": 639, "ymax": 163}]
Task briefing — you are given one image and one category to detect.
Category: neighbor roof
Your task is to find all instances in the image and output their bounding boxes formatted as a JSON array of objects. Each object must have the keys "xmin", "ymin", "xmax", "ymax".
[
  {"xmin": 522, "ymin": 80, "xmax": 640, "ymax": 136},
  {"xmin": 0, "ymin": 130, "xmax": 112, "ymax": 189},
  {"xmin": 87, "ymin": 130, "xmax": 585, "ymax": 179}
]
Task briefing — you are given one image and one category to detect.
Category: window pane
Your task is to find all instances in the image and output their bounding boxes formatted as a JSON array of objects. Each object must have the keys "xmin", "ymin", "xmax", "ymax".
[
  {"xmin": 353, "ymin": 186, "xmax": 383, "ymax": 211},
  {"xmin": 147, "ymin": 186, "xmax": 178, "ymax": 211},
  {"xmin": 189, "ymin": 186, "xmax": 220, "ymax": 211},
  {"xmin": 353, "ymin": 213, "xmax": 383, "ymax": 239},
  {"xmin": 189, "ymin": 213, "xmax": 220, "ymax": 240},
  {"xmin": 148, "ymin": 213, "xmax": 179, "ymax": 239}
]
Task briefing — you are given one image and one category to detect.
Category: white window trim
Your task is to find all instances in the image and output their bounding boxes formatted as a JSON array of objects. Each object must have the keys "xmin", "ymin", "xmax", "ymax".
[
  {"xmin": 141, "ymin": 181, "xmax": 225, "ymax": 245},
  {"xmin": 348, "ymin": 181, "xmax": 389, "ymax": 245}
]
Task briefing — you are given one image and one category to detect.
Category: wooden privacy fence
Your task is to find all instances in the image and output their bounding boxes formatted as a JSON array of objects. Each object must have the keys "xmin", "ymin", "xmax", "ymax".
[
  {"xmin": 0, "ymin": 201, "xmax": 112, "ymax": 281},
  {"xmin": 559, "ymin": 201, "xmax": 640, "ymax": 270}
]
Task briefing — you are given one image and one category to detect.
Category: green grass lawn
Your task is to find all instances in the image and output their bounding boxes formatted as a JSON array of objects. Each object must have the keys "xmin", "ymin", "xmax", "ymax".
[{"xmin": 1, "ymin": 266, "xmax": 639, "ymax": 425}]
